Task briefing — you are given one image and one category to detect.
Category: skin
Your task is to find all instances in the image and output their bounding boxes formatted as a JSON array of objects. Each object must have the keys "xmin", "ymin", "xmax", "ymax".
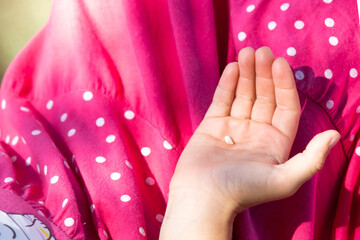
[{"xmin": 159, "ymin": 47, "xmax": 340, "ymax": 240}]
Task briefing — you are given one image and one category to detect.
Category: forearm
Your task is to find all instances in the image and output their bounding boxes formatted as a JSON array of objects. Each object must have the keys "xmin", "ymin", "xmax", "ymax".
[{"xmin": 159, "ymin": 189, "xmax": 238, "ymax": 240}]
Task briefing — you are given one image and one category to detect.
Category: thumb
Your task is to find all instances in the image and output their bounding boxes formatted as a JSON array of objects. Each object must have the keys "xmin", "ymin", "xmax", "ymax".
[{"xmin": 275, "ymin": 130, "xmax": 340, "ymax": 197}]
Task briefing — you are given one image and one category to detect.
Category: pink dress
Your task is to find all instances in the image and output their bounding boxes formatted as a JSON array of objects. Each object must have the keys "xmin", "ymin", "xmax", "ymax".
[{"xmin": 0, "ymin": 0, "xmax": 359, "ymax": 239}]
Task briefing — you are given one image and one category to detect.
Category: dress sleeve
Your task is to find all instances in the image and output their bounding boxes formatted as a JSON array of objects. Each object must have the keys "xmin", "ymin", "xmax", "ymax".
[
  {"xmin": 0, "ymin": 90, "xmax": 177, "ymax": 239},
  {"xmin": 0, "ymin": 94, "xmax": 96, "ymax": 239}
]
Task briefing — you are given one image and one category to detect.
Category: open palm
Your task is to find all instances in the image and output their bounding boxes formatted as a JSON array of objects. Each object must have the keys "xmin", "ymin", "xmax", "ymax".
[{"xmin": 170, "ymin": 47, "xmax": 340, "ymax": 213}]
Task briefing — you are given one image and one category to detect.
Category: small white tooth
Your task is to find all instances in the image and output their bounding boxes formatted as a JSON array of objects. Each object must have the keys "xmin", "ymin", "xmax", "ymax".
[{"xmin": 224, "ymin": 136, "xmax": 234, "ymax": 145}]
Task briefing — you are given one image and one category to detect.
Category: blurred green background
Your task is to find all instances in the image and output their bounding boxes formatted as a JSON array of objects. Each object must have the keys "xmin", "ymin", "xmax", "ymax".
[{"xmin": 0, "ymin": 0, "xmax": 52, "ymax": 82}]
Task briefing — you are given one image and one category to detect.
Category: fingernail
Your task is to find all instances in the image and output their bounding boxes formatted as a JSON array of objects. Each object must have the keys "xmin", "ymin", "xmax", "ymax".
[{"xmin": 329, "ymin": 134, "xmax": 340, "ymax": 149}]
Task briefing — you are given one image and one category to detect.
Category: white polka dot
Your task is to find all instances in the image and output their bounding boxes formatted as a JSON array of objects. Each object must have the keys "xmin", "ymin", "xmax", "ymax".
[
  {"xmin": 64, "ymin": 218, "xmax": 74, "ymax": 227},
  {"xmin": 38, "ymin": 201, "xmax": 45, "ymax": 205},
  {"xmin": 356, "ymin": 105, "xmax": 360, "ymax": 113},
  {"xmin": 139, "ymin": 227, "xmax": 146, "ymax": 236},
  {"xmin": 37, "ymin": 210, "xmax": 45, "ymax": 217},
  {"xmin": 141, "ymin": 147, "xmax": 151, "ymax": 156},
  {"xmin": 350, "ymin": 135, "xmax": 355, "ymax": 142},
  {"xmin": 268, "ymin": 21, "xmax": 277, "ymax": 30},
  {"xmin": 325, "ymin": 18, "xmax": 335, "ymax": 27},
  {"xmin": 146, "ymin": 177, "xmax": 155, "ymax": 185},
  {"xmin": 287, "ymin": 47, "xmax": 296, "ymax": 56},
  {"xmin": 155, "ymin": 214, "xmax": 164, "ymax": 223},
  {"xmin": 22, "ymin": 184, "xmax": 31, "ymax": 190},
  {"xmin": 64, "ymin": 160, "xmax": 70, "ymax": 169},
  {"xmin": 121, "ymin": 195, "xmax": 131, "ymax": 202},
  {"xmin": 60, "ymin": 113, "xmax": 68, "ymax": 122},
  {"xmin": 83, "ymin": 91, "xmax": 93, "ymax": 101},
  {"xmin": 4, "ymin": 177, "xmax": 14, "ymax": 183},
  {"xmin": 37, "ymin": 164, "xmax": 41, "ymax": 174},
  {"xmin": 67, "ymin": 129, "xmax": 76, "ymax": 137},
  {"xmin": 46, "ymin": 100, "xmax": 54, "ymax": 110},
  {"xmin": 111, "ymin": 172, "xmax": 121, "ymax": 180},
  {"xmin": 237, "ymin": 32, "xmax": 247, "ymax": 41},
  {"xmin": 1, "ymin": 100, "xmax": 6, "ymax": 110},
  {"xmin": 5, "ymin": 135, "xmax": 10, "ymax": 144},
  {"xmin": 350, "ymin": 68, "xmax": 358, "ymax": 78},
  {"xmin": 50, "ymin": 176, "xmax": 59, "ymax": 184},
  {"xmin": 20, "ymin": 106, "xmax": 30, "ymax": 112},
  {"xmin": 280, "ymin": 3, "xmax": 290, "ymax": 11},
  {"xmin": 90, "ymin": 204, "xmax": 95, "ymax": 212},
  {"xmin": 329, "ymin": 36, "xmax": 338, "ymax": 46},
  {"xmin": 72, "ymin": 155, "xmax": 75, "ymax": 163},
  {"xmin": 326, "ymin": 100, "xmax": 334, "ymax": 109},
  {"xmin": 246, "ymin": 4, "xmax": 255, "ymax": 12},
  {"xmin": 25, "ymin": 157, "xmax": 31, "ymax": 166},
  {"xmin": 355, "ymin": 147, "xmax": 360, "ymax": 156},
  {"xmin": 32, "ymin": 130, "xmax": 41, "ymax": 136},
  {"xmin": 294, "ymin": 20, "xmax": 304, "ymax": 29},
  {"xmin": 124, "ymin": 110, "xmax": 135, "ymax": 120},
  {"xmin": 11, "ymin": 156, "xmax": 17, "ymax": 163},
  {"xmin": 323, "ymin": 0, "xmax": 332, "ymax": 3},
  {"xmin": 21, "ymin": 137, "xmax": 26, "ymax": 144},
  {"xmin": 163, "ymin": 140, "xmax": 173, "ymax": 150},
  {"xmin": 44, "ymin": 165, "xmax": 47, "ymax": 175},
  {"xmin": 324, "ymin": 69, "xmax": 333, "ymax": 79},
  {"xmin": 96, "ymin": 118, "xmax": 105, "ymax": 127},
  {"xmin": 106, "ymin": 135, "xmax": 116, "ymax": 143},
  {"xmin": 62, "ymin": 199, "xmax": 68, "ymax": 208},
  {"xmin": 295, "ymin": 70, "xmax": 305, "ymax": 80},
  {"xmin": 103, "ymin": 230, "xmax": 108, "ymax": 239},
  {"xmin": 96, "ymin": 156, "xmax": 106, "ymax": 163},
  {"xmin": 11, "ymin": 136, "xmax": 19, "ymax": 146},
  {"xmin": 125, "ymin": 160, "xmax": 133, "ymax": 169}
]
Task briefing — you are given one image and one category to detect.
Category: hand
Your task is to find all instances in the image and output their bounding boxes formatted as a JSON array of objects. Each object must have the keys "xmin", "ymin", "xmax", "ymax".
[
  {"xmin": 169, "ymin": 46, "xmax": 340, "ymax": 213},
  {"xmin": 160, "ymin": 47, "xmax": 340, "ymax": 240}
]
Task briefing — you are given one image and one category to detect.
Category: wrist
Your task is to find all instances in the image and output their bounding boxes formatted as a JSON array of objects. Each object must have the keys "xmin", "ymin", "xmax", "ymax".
[{"xmin": 160, "ymin": 189, "xmax": 239, "ymax": 240}]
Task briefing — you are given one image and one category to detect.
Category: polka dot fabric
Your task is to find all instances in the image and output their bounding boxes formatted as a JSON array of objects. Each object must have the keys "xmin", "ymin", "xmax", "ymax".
[
  {"xmin": 1, "ymin": 0, "xmax": 359, "ymax": 239},
  {"xmin": 0, "ymin": 92, "xmax": 172, "ymax": 239}
]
